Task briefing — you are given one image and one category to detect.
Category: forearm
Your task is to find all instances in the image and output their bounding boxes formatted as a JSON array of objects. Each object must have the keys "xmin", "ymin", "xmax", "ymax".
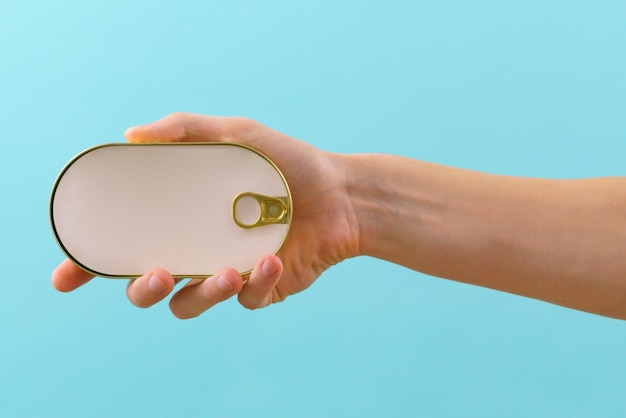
[{"xmin": 341, "ymin": 153, "xmax": 626, "ymax": 319}]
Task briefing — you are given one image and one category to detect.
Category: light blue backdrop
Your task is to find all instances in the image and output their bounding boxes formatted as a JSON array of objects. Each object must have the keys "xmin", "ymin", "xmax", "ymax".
[{"xmin": 1, "ymin": 1, "xmax": 625, "ymax": 416}]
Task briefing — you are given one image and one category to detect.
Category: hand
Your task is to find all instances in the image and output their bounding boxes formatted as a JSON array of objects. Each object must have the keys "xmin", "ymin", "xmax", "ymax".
[{"xmin": 52, "ymin": 113, "xmax": 360, "ymax": 318}]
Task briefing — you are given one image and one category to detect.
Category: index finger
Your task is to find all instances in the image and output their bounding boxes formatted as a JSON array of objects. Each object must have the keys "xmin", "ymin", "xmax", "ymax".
[{"xmin": 51, "ymin": 259, "xmax": 95, "ymax": 292}]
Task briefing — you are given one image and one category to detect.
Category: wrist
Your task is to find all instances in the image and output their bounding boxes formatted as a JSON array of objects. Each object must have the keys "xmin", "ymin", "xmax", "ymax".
[
  {"xmin": 338, "ymin": 153, "xmax": 461, "ymax": 271},
  {"xmin": 320, "ymin": 152, "xmax": 365, "ymax": 260},
  {"xmin": 337, "ymin": 153, "xmax": 435, "ymax": 262}
]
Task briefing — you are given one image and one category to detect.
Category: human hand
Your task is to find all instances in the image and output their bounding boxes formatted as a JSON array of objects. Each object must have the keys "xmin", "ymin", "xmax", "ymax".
[{"xmin": 52, "ymin": 113, "xmax": 360, "ymax": 318}]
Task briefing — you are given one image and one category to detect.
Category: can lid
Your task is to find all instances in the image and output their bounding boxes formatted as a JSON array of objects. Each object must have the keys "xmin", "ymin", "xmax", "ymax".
[{"xmin": 50, "ymin": 142, "xmax": 292, "ymax": 278}]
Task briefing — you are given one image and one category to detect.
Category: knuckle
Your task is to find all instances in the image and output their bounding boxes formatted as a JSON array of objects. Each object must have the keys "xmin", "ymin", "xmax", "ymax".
[
  {"xmin": 224, "ymin": 116, "xmax": 258, "ymax": 140},
  {"xmin": 238, "ymin": 290, "xmax": 276, "ymax": 310},
  {"xmin": 166, "ymin": 111, "xmax": 187, "ymax": 122},
  {"xmin": 169, "ymin": 299, "xmax": 197, "ymax": 320},
  {"xmin": 271, "ymin": 288, "xmax": 287, "ymax": 304},
  {"xmin": 238, "ymin": 295, "xmax": 263, "ymax": 310},
  {"xmin": 161, "ymin": 112, "xmax": 190, "ymax": 141}
]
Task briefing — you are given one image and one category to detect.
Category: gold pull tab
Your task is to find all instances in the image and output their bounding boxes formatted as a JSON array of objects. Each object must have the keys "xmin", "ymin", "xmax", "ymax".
[{"xmin": 233, "ymin": 192, "xmax": 290, "ymax": 229}]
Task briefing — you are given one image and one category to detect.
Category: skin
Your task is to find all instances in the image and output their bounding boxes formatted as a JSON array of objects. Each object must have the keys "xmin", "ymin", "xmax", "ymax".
[{"xmin": 52, "ymin": 113, "xmax": 626, "ymax": 319}]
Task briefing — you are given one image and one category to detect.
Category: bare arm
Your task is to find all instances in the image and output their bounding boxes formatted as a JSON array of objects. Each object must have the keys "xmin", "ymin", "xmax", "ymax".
[{"xmin": 342, "ymin": 153, "xmax": 626, "ymax": 319}]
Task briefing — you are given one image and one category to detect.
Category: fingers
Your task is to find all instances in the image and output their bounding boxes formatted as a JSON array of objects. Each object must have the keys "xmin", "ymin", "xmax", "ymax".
[
  {"xmin": 167, "ymin": 255, "xmax": 283, "ymax": 318},
  {"xmin": 124, "ymin": 112, "xmax": 252, "ymax": 144},
  {"xmin": 126, "ymin": 269, "xmax": 176, "ymax": 308},
  {"xmin": 51, "ymin": 259, "xmax": 94, "ymax": 292},
  {"xmin": 52, "ymin": 255, "xmax": 285, "ymax": 317},
  {"xmin": 169, "ymin": 268, "xmax": 244, "ymax": 319},
  {"xmin": 238, "ymin": 255, "xmax": 284, "ymax": 309}
]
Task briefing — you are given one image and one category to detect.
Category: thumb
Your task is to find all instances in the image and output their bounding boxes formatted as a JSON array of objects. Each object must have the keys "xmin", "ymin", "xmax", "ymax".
[{"xmin": 124, "ymin": 112, "xmax": 232, "ymax": 143}]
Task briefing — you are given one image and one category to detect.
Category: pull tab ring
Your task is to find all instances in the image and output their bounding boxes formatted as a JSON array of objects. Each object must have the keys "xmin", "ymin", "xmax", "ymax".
[{"xmin": 233, "ymin": 192, "xmax": 290, "ymax": 229}]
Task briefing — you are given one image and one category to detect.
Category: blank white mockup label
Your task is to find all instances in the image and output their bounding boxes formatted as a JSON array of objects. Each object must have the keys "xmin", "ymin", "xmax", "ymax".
[{"xmin": 50, "ymin": 143, "xmax": 292, "ymax": 277}]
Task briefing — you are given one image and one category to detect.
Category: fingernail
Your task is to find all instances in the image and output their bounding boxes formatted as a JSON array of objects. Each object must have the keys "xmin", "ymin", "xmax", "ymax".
[
  {"xmin": 215, "ymin": 274, "xmax": 234, "ymax": 292},
  {"xmin": 262, "ymin": 259, "xmax": 278, "ymax": 276},
  {"xmin": 148, "ymin": 273, "xmax": 166, "ymax": 294}
]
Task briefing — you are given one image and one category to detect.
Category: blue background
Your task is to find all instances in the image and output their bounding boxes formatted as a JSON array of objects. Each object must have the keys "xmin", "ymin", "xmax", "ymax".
[{"xmin": 1, "ymin": 1, "xmax": 625, "ymax": 416}]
